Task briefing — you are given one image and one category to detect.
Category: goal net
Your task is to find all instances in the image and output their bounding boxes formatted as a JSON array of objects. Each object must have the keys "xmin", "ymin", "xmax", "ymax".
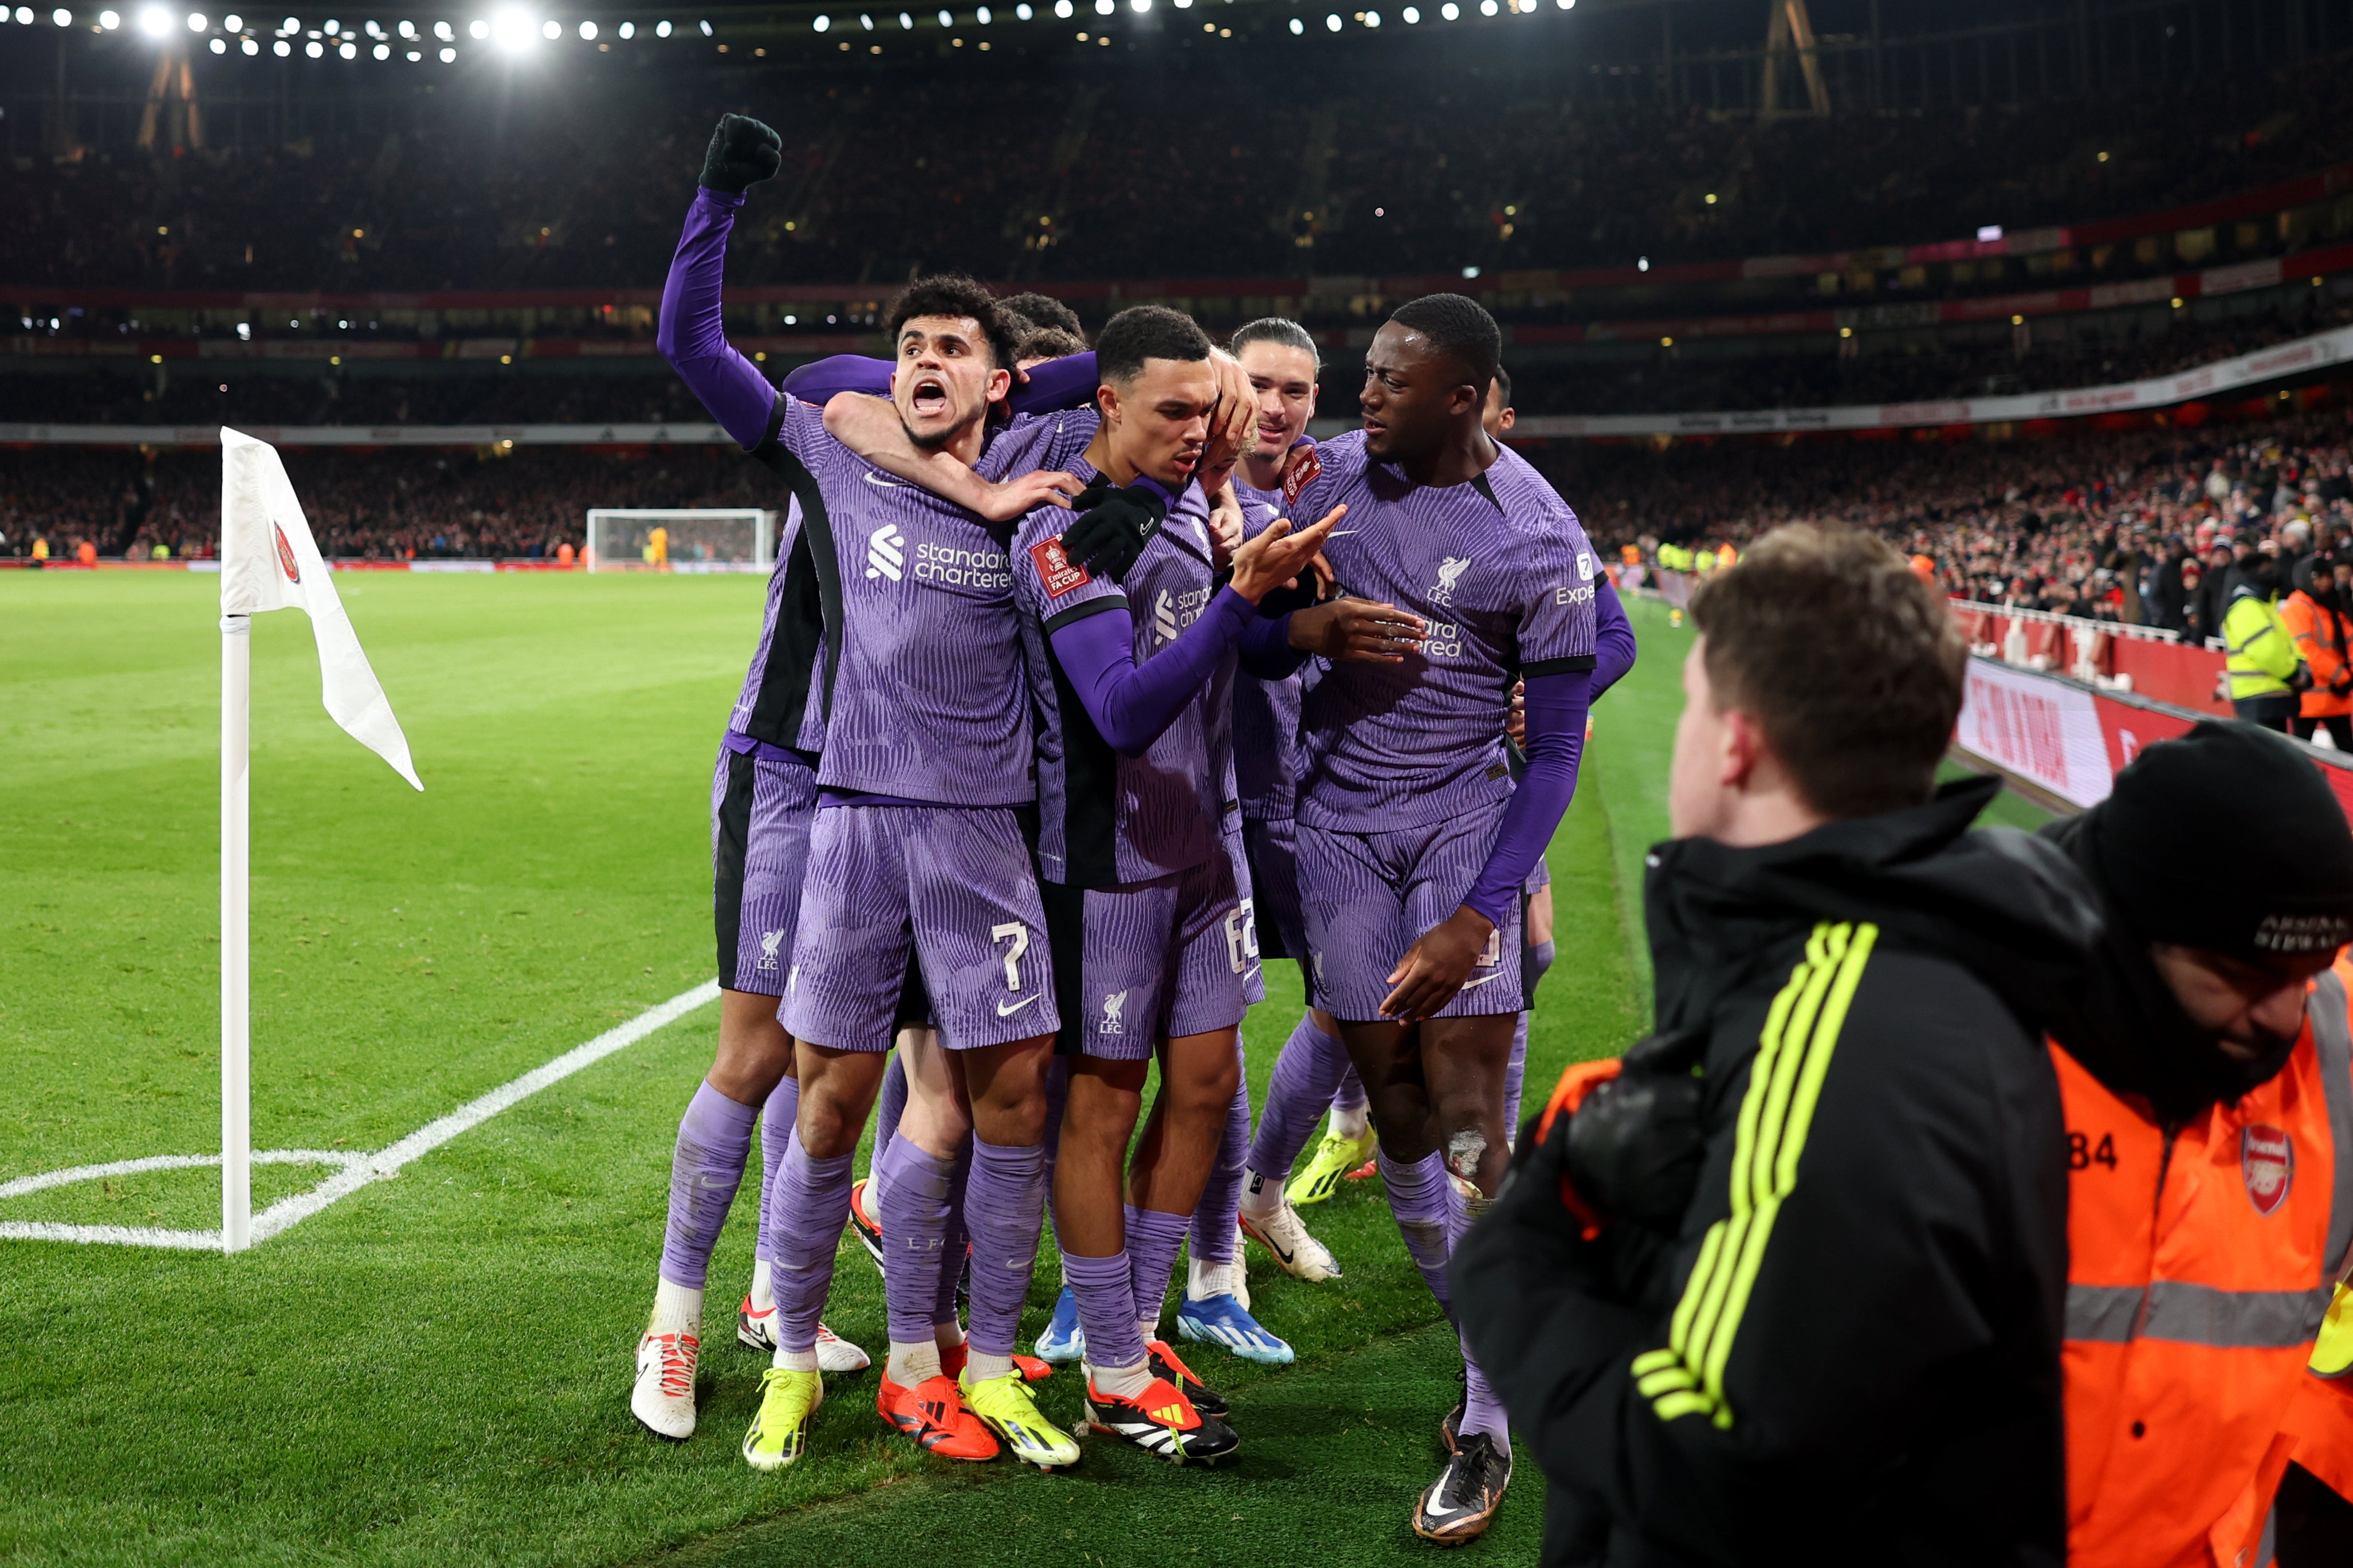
[{"xmin": 584, "ymin": 509, "xmax": 775, "ymax": 573}]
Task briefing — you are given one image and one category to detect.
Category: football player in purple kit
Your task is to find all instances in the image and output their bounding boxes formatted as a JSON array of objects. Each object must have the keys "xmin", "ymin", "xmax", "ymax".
[
  {"xmin": 657, "ymin": 114, "xmax": 1088, "ymax": 1475},
  {"xmin": 1000, "ymin": 306, "xmax": 1335, "ymax": 1461},
  {"xmin": 1283, "ymin": 294, "xmax": 1601, "ymax": 1543},
  {"xmin": 629, "ymin": 484, "xmax": 873, "ymax": 1444}
]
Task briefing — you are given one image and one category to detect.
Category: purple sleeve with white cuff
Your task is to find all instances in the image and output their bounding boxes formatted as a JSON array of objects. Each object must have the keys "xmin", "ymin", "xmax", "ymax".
[
  {"xmin": 1463, "ymin": 669, "xmax": 1591, "ymax": 930},
  {"xmin": 1047, "ymin": 586, "xmax": 1256, "ymax": 757},
  {"xmin": 655, "ymin": 187, "xmax": 778, "ymax": 452}
]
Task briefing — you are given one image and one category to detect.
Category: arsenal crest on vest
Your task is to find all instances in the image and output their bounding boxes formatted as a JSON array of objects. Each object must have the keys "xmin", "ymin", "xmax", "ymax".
[{"xmin": 2243, "ymin": 1124, "xmax": 2295, "ymax": 1216}]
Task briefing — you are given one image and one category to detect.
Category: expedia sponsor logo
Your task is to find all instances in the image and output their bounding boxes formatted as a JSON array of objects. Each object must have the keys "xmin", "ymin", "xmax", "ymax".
[
  {"xmin": 2252, "ymin": 913, "xmax": 2353, "ymax": 954},
  {"xmin": 2243, "ymin": 1124, "xmax": 2294, "ymax": 1216},
  {"xmin": 1555, "ymin": 583, "xmax": 1596, "ymax": 607},
  {"xmin": 913, "ymin": 541, "xmax": 1011, "ymax": 589}
]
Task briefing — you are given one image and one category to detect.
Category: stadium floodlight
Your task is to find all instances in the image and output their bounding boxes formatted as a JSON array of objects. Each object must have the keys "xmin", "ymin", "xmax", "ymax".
[
  {"xmin": 584, "ymin": 509, "xmax": 776, "ymax": 575},
  {"xmin": 1476, "ymin": 0, "xmax": 1493, "ymax": 13},
  {"xmin": 1363, "ymin": 8, "xmax": 1377, "ymax": 22},
  {"xmin": 1401, "ymin": 5, "xmax": 1416, "ymax": 18},
  {"xmin": 1284, "ymin": 14, "xmax": 1297, "ymax": 29},
  {"xmin": 303, "ymin": 35, "xmax": 318, "ymax": 49},
  {"xmin": 1015, "ymin": 1, "xmax": 1028, "ymax": 15},
  {"xmin": 490, "ymin": 7, "xmax": 533, "ymax": 44},
  {"xmin": 576, "ymin": 17, "xmax": 591, "ymax": 34},
  {"xmin": 395, "ymin": 15, "xmax": 410, "ymax": 32},
  {"xmin": 1051, "ymin": 1, "xmax": 1066, "ymax": 14},
  {"xmin": 975, "ymin": 4, "xmax": 986, "ymax": 18},
  {"xmin": 271, "ymin": 33, "xmax": 286, "ymax": 46},
  {"xmin": 1091, "ymin": 0, "xmax": 1106, "ymax": 13},
  {"xmin": 323, "ymin": 15, "xmax": 336, "ymax": 26},
  {"xmin": 19, "ymin": 6, "xmax": 34, "ymax": 18},
  {"xmin": 615, "ymin": 16, "xmax": 630, "ymax": 32},
  {"xmin": 1637, "ymin": 255, "xmax": 1648, "ymax": 270},
  {"xmin": 1130, "ymin": 0, "xmax": 1146, "ymax": 10},
  {"xmin": 697, "ymin": 14, "xmax": 709, "ymax": 30},
  {"xmin": 138, "ymin": 5, "xmax": 169, "ymax": 32},
  {"xmin": 208, "ymin": 31, "xmax": 222, "ymax": 44},
  {"xmin": 1462, "ymin": 264, "xmax": 1479, "ymax": 278},
  {"xmin": 539, "ymin": 17, "xmax": 556, "ymax": 36},
  {"xmin": 52, "ymin": 6, "xmax": 69, "ymax": 22},
  {"xmin": 362, "ymin": 17, "xmax": 378, "ymax": 33},
  {"xmin": 240, "ymin": 32, "xmax": 254, "ymax": 45},
  {"xmin": 431, "ymin": 17, "xmax": 447, "ymax": 33},
  {"xmin": 338, "ymin": 36, "xmax": 353, "ymax": 50},
  {"xmin": 371, "ymin": 38, "xmax": 385, "ymax": 52},
  {"xmin": 1323, "ymin": 11, "xmax": 1337, "ymax": 27},
  {"xmin": 811, "ymin": 11, "xmax": 824, "ymax": 25},
  {"xmin": 437, "ymin": 40, "xmax": 451, "ymax": 54},
  {"xmin": 934, "ymin": 7, "xmax": 946, "ymax": 23},
  {"xmin": 222, "ymin": 5, "xmax": 237, "ymax": 18},
  {"xmin": 1439, "ymin": 1, "xmax": 1454, "ymax": 14},
  {"xmin": 652, "ymin": 15, "xmax": 667, "ymax": 30},
  {"xmin": 98, "ymin": 5, "xmax": 117, "ymax": 20},
  {"xmin": 896, "ymin": 9, "xmax": 909, "ymax": 25},
  {"xmin": 465, "ymin": 15, "xmax": 483, "ymax": 32},
  {"xmin": 186, "ymin": 7, "xmax": 203, "ymax": 25}
]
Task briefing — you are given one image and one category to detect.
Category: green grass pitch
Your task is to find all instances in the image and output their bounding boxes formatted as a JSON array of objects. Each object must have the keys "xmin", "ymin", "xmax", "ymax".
[{"xmin": 0, "ymin": 573, "xmax": 2037, "ymax": 1566}]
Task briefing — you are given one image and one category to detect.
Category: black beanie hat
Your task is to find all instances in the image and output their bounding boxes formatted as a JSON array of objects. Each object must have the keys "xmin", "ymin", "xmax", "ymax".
[{"xmin": 2086, "ymin": 721, "xmax": 2353, "ymax": 960}]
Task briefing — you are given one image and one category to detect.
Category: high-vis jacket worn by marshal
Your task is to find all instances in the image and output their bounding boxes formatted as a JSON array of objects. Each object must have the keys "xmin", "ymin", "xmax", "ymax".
[{"xmin": 2057, "ymin": 953, "xmax": 2353, "ymax": 1568}]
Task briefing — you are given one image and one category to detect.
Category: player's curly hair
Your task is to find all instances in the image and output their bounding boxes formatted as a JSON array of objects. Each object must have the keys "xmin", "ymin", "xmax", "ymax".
[
  {"xmin": 1388, "ymin": 293, "xmax": 1502, "ymax": 399},
  {"xmin": 1231, "ymin": 316, "xmax": 1321, "ymax": 370},
  {"xmin": 886, "ymin": 274, "xmax": 1022, "ymax": 371},
  {"xmin": 1016, "ymin": 326, "xmax": 1087, "ymax": 363},
  {"xmin": 1000, "ymin": 291, "xmax": 1085, "ymax": 340},
  {"xmin": 1096, "ymin": 305, "xmax": 1213, "ymax": 385}
]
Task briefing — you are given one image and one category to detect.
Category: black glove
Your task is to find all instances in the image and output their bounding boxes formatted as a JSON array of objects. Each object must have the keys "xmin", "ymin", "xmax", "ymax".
[
  {"xmin": 1060, "ymin": 475, "xmax": 1166, "ymax": 584},
  {"xmin": 700, "ymin": 113, "xmax": 782, "ymax": 194},
  {"xmin": 1562, "ymin": 1027, "xmax": 1708, "ymax": 1232},
  {"xmin": 2291, "ymin": 662, "xmax": 2317, "ymax": 695}
]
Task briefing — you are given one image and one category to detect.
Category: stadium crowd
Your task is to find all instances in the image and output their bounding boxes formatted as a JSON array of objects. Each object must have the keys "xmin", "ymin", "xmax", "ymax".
[
  {"xmin": 0, "ymin": 445, "xmax": 752, "ymax": 561},
  {"xmin": 5, "ymin": 59, "xmax": 2352, "ymax": 292},
  {"xmin": 1576, "ymin": 403, "xmax": 2353, "ymax": 646}
]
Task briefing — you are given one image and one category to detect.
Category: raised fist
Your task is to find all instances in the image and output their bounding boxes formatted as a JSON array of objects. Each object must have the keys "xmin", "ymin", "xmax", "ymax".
[{"xmin": 700, "ymin": 113, "xmax": 781, "ymax": 194}]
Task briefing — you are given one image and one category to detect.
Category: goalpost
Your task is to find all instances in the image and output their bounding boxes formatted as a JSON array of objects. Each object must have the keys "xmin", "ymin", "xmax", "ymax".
[{"xmin": 584, "ymin": 509, "xmax": 776, "ymax": 574}]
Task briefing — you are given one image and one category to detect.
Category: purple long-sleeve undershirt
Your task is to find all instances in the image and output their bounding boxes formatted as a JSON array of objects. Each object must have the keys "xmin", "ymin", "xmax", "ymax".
[
  {"xmin": 1592, "ymin": 576, "xmax": 1637, "ymax": 699},
  {"xmin": 783, "ymin": 351, "xmax": 1101, "ymax": 416},
  {"xmin": 1050, "ymin": 586, "xmax": 1291, "ymax": 756},
  {"xmin": 655, "ymin": 188, "xmax": 779, "ymax": 451},
  {"xmin": 1464, "ymin": 669, "xmax": 1592, "ymax": 931}
]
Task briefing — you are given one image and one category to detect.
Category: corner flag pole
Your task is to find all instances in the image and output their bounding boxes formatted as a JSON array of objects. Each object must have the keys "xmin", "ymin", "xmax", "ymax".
[{"xmin": 222, "ymin": 611, "xmax": 252, "ymax": 1254}]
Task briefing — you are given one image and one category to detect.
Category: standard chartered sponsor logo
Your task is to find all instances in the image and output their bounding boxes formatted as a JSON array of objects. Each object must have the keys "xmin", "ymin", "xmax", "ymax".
[
  {"xmin": 1152, "ymin": 585, "xmax": 1211, "ymax": 643},
  {"xmin": 1153, "ymin": 590, "xmax": 1180, "ymax": 643},
  {"xmin": 913, "ymin": 540, "xmax": 1012, "ymax": 588},
  {"xmin": 866, "ymin": 523, "xmax": 906, "ymax": 581},
  {"xmin": 1423, "ymin": 619, "xmax": 1465, "ymax": 658}
]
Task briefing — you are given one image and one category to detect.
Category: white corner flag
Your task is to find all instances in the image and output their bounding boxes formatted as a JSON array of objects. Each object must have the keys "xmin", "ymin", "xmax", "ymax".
[{"xmin": 218, "ymin": 428, "xmax": 421, "ymax": 1253}]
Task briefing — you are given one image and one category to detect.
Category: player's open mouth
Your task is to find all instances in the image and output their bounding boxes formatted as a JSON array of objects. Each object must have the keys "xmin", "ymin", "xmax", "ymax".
[{"xmin": 910, "ymin": 378, "xmax": 949, "ymax": 416}]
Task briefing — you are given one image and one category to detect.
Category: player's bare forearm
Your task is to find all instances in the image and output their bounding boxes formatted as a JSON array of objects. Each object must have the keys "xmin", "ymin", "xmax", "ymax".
[
  {"xmin": 1380, "ymin": 906, "xmax": 1496, "ymax": 1023},
  {"xmin": 816, "ymin": 393, "xmax": 1075, "ymax": 520},
  {"xmin": 1290, "ymin": 596, "xmax": 1427, "ymax": 663}
]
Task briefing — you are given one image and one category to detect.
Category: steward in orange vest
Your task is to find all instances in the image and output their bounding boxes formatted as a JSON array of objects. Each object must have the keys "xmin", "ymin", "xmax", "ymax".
[{"xmin": 2041, "ymin": 721, "xmax": 2353, "ymax": 1568}]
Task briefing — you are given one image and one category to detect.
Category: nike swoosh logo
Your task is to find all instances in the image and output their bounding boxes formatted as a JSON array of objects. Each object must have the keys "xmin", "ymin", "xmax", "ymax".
[
  {"xmin": 1459, "ymin": 972, "xmax": 1503, "ymax": 989},
  {"xmin": 862, "ymin": 470, "xmax": 906, "ymax": 488},
  {"xmin": 996, "ymin": 993, "xmax": 1042, "ymax": 1017}
]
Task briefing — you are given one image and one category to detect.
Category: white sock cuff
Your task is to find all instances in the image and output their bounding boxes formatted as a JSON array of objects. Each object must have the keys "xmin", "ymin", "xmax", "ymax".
[
  {"xmin": 1329, "ymin": 1103, "xmax": 1370, "ymax": 1140},
  {"xmin": 772, "ymin": 1346, "xmax": 819, "ymax": 1373},
  {"xmin": 888, "ymin": 1339, "xmax": 943, "ymax": 1386},
  {"xmin": 1188, "ymin": 1256, "xmax": 1240, "ymax": 1302},
  {"xmin": 650, "ymin": 1278, "xmax": 705, "ymax": 1335},
  {"xmin": 964, "ymin": 1350, "xmax": 1014, "ymax": 1384}
]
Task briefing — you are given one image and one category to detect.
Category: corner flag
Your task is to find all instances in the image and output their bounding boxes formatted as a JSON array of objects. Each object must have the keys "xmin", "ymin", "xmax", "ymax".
[{"xmin": 218, "ymin": 429, "xmax": 421, "ymax": 1252}]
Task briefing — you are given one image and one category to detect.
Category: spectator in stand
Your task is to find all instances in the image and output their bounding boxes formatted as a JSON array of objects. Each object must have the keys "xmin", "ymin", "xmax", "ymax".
[
  {"xmin": 2286, "ymin": 549, "xmax": 2353, "ymax": 749},
  {"xmin": 2190, "ymin": 540, "xmax": 2237, "ymax": 646},
  {"xmin": 2146, "ymin": 537, "xmax": 2193, "ymax": 635}
]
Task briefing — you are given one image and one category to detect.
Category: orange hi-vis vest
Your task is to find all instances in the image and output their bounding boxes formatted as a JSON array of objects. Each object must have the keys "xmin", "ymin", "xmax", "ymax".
[{"xmin": 2057, "ymin": 956, "xmax": 2353, "ymax": 1568}]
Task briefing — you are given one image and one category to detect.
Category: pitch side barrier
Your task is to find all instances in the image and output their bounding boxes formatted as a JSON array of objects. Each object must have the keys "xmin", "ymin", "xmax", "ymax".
[{"xmin": 1950, "ymin": 654, "xmax": 2353, "ymax": 825}]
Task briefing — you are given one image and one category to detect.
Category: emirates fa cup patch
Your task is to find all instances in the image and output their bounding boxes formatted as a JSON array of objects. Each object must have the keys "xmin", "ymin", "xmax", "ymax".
[
  {"xmin": 1030, "ymin": 535, "xmax": 1091, "ymax": 599},
  {"xmin": 2242, "ymin": 1124, "xmax": 2294, "ymax": 1216}
]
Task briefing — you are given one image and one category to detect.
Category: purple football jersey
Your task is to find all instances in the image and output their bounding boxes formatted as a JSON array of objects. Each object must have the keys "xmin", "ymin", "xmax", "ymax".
[
  {"xmin": 726, "ymin": 496, "xmax": 829, "ymax": 754},
  {"xmin": 1289, "ymin": 430, "xmax": 1598, "ymax": 831},
  {"xmin": 1012, "ymin": 459, "xmax": 1236, "ymax": 887},
  {"xmin": 757, "ymin": 396, "xmax": 1097, "ymax": 804},
  {"xmin": 1229, "ymin": 475, "xmax": 1307, "ymax": 823}
]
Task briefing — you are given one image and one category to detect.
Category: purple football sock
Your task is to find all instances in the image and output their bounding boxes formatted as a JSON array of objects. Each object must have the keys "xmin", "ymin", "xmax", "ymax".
[
  {"xmin": 754, "ymin": 1071, "xmax": 800, "ymax": 1266},
  {"xmin": 963, "ymin": 1135, "xmax": 1047, "ymax": 1358},
  {"xmin": 1504, "ymin": 1013, "xmax": 1530, "ymax": 1141},
  {"xmin": 1454, "ymin": 1191, "xmax": 1509, "ymax": 1442},
  {"xmin": 1246, "ymin": 1012, "xmax": 1352, "ymax": 1192},
  {"xmin": 768, "ymin": 1139, "xmax": 855, "ymax": 1354},
  {"xmin": 933, "ymin": 1135, "xmax": 973, "ymax": 1327},
  {"xmin": 876, "ymin": 1136, "xmax": 956, "ymax": 1348},
  {"xmin": 1331, "ymin": 1062, "xmax": 1368, "ymax": 1115},
  {"xmin": 1381, "ymin": 1149, "xmax": 1458, "ymax": 1312},
  {"xmin": 1064, "ymin": 1247, "xmax": 1146, "ymax": 1372},
  {"xmin": 1124, "ymin": 1204, "xmax": 1191, "ymax": 1337},
  {"xmin": 1187, "ymin": 1074, "xmax": 1251, "ymax": 1270},
  {"xmin": 873, "ymin": 1048, "xmax": 908, "ymax": 1178},
  {"xmin": 658, "ymin": 1081, "xmax": 759, "ymax": 1290}
]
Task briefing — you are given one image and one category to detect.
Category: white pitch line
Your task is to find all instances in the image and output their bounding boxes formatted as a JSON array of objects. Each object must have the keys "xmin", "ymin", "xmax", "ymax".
[{"xmin": 0, "ymin": 980, "xmax": 720, "ymax": 1252}]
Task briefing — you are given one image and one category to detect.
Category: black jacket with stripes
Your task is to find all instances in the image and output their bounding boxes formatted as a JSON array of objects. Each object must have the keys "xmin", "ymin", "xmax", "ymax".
[{"xmin": 1456, "ymin": 777, "xmax": 2101, "ymax": 1567}]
